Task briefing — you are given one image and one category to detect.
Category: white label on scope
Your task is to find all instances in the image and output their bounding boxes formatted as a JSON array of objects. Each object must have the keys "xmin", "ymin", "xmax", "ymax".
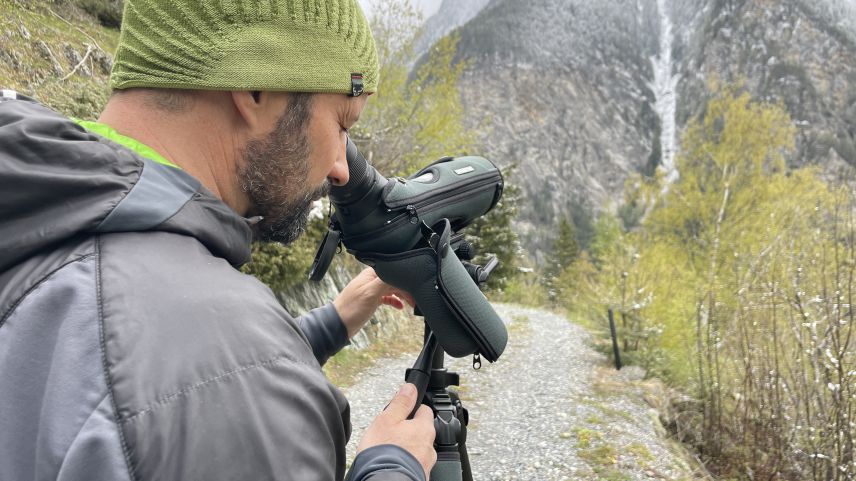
[
  {"xmin": 454, "ymin": 166, "xmax": 475, "ymax": 175},
  {"xmin": 412, "ymin": 172, "xmax": 435, "ymax": 183}
]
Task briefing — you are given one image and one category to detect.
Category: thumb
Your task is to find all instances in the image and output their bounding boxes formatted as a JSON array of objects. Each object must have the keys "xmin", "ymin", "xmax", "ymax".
[{"xmin": 384, "ymin": 383, "xmax": 419, "ymax": 421}]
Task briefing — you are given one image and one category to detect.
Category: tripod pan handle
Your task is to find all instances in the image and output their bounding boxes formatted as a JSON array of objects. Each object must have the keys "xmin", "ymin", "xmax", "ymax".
[{"xmin": 430, "ymin": 453, "xmax": 463, "ymax": 481}]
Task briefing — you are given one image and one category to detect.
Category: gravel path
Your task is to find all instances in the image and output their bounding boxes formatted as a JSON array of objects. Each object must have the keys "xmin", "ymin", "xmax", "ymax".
[{"xmin": 342, "ymin": 304, "xmax": 701, "ymax": 480}]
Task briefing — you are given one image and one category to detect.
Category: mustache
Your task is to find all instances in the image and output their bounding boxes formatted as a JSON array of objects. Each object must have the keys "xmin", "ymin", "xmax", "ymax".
[{"xmin": 306, "ymin": 179, "xmax": 331, "ymax": 203}]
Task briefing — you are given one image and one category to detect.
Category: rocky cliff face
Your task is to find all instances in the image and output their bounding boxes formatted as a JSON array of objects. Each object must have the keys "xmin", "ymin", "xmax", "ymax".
[
  {"xmin": 672, "ymin": 0, "xmax": 856, "ymax": 175},
  {"xmin": 452, "ymin": 0, "xmax": 662, "ymax": 256},
  {"xmin": 413, "ymin": 0, "xmax": 491, "ymax": 58},
  {"xmin": 444, "ymin": 0, "xmax": 856, "ymax": 258}
]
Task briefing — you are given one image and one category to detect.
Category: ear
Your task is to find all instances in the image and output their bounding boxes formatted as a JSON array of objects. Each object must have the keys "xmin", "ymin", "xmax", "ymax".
[{"xmin": 230, "ymin": 90, "xmax": 265, "ymax": 133}]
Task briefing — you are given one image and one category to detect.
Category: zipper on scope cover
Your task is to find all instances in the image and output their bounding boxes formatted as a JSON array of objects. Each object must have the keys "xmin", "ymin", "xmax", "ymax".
[
  {"xmin": 385, "ymin": 171, "xmax": 501, "ymax": 209},
  {"xmin": 435, "ymin": 253, "xmax": 500, "ymax": 362},
  {"xmin": 412, "ymin": 178, "xmax": 500, "ymax": 215}
]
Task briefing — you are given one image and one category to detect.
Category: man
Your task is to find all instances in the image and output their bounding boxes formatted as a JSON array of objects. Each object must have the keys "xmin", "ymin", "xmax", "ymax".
[{"xmin": 0, "ymin": 0, "xmax": 436, "ymax": 480}]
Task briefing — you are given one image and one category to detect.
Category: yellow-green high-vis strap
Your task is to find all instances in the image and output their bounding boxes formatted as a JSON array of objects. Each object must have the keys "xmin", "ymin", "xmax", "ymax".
[{"xmin": 73, "ymin": 119, "xmax": 181, "ymax": 170}]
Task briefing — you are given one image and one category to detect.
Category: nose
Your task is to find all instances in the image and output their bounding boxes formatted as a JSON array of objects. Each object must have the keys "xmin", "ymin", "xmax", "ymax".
[{"xmin": 327, "ymin": 139, "xmax": 350, "ymax": 187}]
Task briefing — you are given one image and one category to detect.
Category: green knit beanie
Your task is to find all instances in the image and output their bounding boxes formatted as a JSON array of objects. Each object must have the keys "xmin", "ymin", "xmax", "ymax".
[{"xmin": 110, "ymin": 0, "xmax": 378, "ymax": 95}]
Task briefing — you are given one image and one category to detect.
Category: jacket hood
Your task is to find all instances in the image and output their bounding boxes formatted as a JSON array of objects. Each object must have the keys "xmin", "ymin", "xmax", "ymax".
[{"xmin": 0, "ymin": 93, "xmax": 253, "ymax": 272}]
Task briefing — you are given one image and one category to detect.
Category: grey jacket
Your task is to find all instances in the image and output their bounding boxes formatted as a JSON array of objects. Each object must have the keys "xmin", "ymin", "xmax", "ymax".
[{"xmin": 0, "ymin": 92, "xmax": 423, "ymax": 481}]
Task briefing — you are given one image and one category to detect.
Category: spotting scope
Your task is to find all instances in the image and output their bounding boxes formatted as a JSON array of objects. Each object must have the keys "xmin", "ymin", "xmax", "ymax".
[{"xmin": 310, "ymin": 138, "xmax": 508, "ymax": 363}]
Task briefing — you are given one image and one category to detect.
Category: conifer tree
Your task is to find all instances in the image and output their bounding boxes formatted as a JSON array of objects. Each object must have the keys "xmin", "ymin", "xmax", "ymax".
[
  {"xmin": 544, "ymin": 217, "xmax": 580, "ymax": 298},
  {"xmin": 466, "ymin": 171, "xmax": 521, "ymax": 291}
]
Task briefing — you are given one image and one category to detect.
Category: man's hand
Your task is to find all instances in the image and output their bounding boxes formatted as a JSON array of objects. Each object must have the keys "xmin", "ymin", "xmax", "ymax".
[
  {"xmin": 333, "ymin": 268, "xmax": 414, "ymax": 338},
  {"xmin": 357, "ymin": 383, "xmax": 436, "ymax": 479}
]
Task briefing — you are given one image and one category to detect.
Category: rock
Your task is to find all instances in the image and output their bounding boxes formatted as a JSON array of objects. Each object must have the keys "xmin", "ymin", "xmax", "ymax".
[
  {"xmin": 0, "ymin": 49, "xmax": 22, "ymax": 70},
  {"xmin": 616, "ymin": 365, "xmax": 647, "ymax": 381},
  {"xmin": 34, "ymin": 40, "xmax": 63, "ymax": 76},
  {"xmin": 18, "ymin": 23, "xmax": 30, "ymax": 40},
  {"xmin": 91, "ymin": 48, "xmax": 113, "ymax": 75},
  {"xmin": 416, "ymin": 0, "xmax": 856, "ymax": 260},
  {"xmin": 453, "ymin": 0, "xmax": 661, "ymax": 259},
  {"xmin": 673, "ymin": 0, "xmax": 856, "ymax": 172},
  {"xmin": 63, "ymin": 43, "xmax": 91, "ymax": 77}
]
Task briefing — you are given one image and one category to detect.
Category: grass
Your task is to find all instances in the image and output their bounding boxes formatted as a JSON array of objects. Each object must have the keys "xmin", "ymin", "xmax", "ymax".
[
  {"xmin": 579, "ymin": 443, "xmax": 619, "ymax": 465},
  {"xmin": 323, "ymin": 316, "xmax": 423, "ymax": 388},
  {"xmin": 1, "ymin": 0, "xmax": 119, "ymax": 118},
  {"xmin": 585, "ymin": 413, "xmax": 605, "ymax": 425},
  {"xmin": 573, "ymin": 428, "xmax": 659, "ymax": 480},
  {"xmin": 575, "ymin": 434, "xmax": 630, "ymax": 481},
  {"xmin": 575, "ymin": 427, "xmax": 604, "ymax": 449},
  {"xmin": 626, "ymin": 442, "xmax": 654, "ymax": 462},
  {"xmin": 507, "ymin": 313, "xmax": 533, "ymax": 337},
  {"xmin": 580, "ymin": 397, "xmax": 636, "ymax": 422}
]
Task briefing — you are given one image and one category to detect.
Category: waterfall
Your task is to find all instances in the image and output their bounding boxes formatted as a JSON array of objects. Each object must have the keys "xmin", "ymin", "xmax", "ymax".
[{"xmin": 649, "ymin": 0, "xmax": 680, "ymax": 189}]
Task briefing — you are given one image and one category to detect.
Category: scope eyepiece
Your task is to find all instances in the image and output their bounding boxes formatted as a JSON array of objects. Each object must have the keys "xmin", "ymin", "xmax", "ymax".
[{"xmin": 329, "ymin": 137, "xmax": 383, "ymax": 206}]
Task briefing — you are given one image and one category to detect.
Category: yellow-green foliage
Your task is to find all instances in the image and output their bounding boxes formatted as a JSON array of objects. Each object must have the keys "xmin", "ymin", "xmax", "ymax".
[
  {"xmin": 1, "ymin": 0, "xmax": 119, "ymax": 118},
  {"xmin": 241, "ymin": 215, "xmax": 329, "ymax": 292},
  {"xmin": 351, "ymin": 0, "xmax": 478, "ymax": 175},
  {"xmin": 559, "ymin": 84, "xmax": 856, "ymax": 479},
  {"xmin": 497, "ymin": 267, "xmax": 548, "ymax": 306}
]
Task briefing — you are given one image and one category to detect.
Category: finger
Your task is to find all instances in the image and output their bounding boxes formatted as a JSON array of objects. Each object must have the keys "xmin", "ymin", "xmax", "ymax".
[
  {"xmin": 381, "ymin": 295, "xmax": 404, "ymax": 309},
  {"xmin": 413, "ymin": 404, "xmax": 435, "ymax": 430},
  {"xmin": 392, "ymin": 289, "xmax": 415, "ymax": 306},
  {"xmin": 384, "ymin": 383, "xmax": 419, "ymax": 420}
]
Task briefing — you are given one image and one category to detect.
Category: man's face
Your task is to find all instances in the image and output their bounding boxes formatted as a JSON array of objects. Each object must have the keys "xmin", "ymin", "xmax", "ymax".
[{"xmin": 240, "ymin": 92, "xmax": 368, "ymax": 244}]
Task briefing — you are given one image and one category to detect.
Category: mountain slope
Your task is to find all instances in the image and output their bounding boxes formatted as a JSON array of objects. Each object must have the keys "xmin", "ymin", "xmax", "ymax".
[
  {"xmin": 673, "ymin": 0, "xmax": 856, "ymax": 173},
  {"xmin": 442, "ymin": 0, "xmax": 856, "ymax": 258},
  {"xmin": 453, "ymin": 0, "xmax": 661, "ymax": 255},
  {"xmin": 413, "ymin": 0, "xmax": 490, "ymax": 59}
]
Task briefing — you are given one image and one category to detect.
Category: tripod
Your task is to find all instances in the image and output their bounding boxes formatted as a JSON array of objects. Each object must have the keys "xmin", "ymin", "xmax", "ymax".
[
  {"xmin": 402, "ymin": 235, "xmax": 497, "ymax": 480},
  {"xmin": 405, "ymin": 328, "xmax": 473, "ymax": 481}
]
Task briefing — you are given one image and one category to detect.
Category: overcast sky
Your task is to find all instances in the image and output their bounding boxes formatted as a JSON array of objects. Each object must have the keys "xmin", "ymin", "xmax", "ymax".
[{"xmin": 357, "ymin": 0, "xmax": 444, "ymax": 20}]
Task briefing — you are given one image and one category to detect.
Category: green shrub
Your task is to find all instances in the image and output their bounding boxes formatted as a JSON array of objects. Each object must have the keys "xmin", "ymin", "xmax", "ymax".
[{"xmin": 78, "ymin": 0, "xmax": 123, "ymax": 29}]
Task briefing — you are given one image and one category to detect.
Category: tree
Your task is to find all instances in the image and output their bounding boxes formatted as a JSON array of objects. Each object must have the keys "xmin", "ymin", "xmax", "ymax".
[
  {"xmin": 544, "ymin": 217, "xmax": 580, "ymax": 300},
  {"xmin": 570, "ymin": 84, "xmax": 856, "ymax": 478},
  {"xmin": 466, "ymin": 168, "xmax": 522, "ymax": 292},
  {"xmin": 351, "ymin": 0, "xmax": 478, "ymax": 175}
]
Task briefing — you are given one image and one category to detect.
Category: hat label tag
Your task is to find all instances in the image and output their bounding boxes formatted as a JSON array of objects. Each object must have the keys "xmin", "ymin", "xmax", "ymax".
[{"xmin": 350, "ymin": 73, "xmax": 364, "ymax": 97}]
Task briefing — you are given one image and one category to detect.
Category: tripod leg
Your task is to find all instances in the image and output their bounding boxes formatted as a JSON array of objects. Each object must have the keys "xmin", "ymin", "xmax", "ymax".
[{"xmin": 458, "ymin": 436, "xmax": 472, "ymax": 481}]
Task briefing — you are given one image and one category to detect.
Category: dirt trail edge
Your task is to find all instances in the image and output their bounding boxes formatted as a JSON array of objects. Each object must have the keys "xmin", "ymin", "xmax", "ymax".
[{"xmin": 343, "ymin": 304, "xmax": 705, "ymax": 480}]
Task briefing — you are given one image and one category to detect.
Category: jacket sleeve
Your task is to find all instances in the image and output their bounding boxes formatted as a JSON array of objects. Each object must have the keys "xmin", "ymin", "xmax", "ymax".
[
  {"xmin": 346, "ymin": 445, "xmax": 425, "ymax": 481},
  {"xmin": 97, "ymin": 234, "xmax": 357, "ymax": 481},
  {"xmin": 297, "ymin": 302, "xmax": 351, "ymax": 365}
]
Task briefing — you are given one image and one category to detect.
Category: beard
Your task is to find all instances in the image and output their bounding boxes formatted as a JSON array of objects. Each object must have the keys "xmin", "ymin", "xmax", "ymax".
[{"xmin": 239, "ymin": 94, "xmax": 327, "ymax": 245}]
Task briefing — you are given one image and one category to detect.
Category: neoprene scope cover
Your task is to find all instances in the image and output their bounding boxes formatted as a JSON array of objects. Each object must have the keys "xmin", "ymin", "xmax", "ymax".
[
  {"xmin": 357, "ymin": 220, "xmax": 508, "ymax": 361},
  {"xmin": 316, "ymin": 138, "xmax": 509, "ymax": 362}
]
